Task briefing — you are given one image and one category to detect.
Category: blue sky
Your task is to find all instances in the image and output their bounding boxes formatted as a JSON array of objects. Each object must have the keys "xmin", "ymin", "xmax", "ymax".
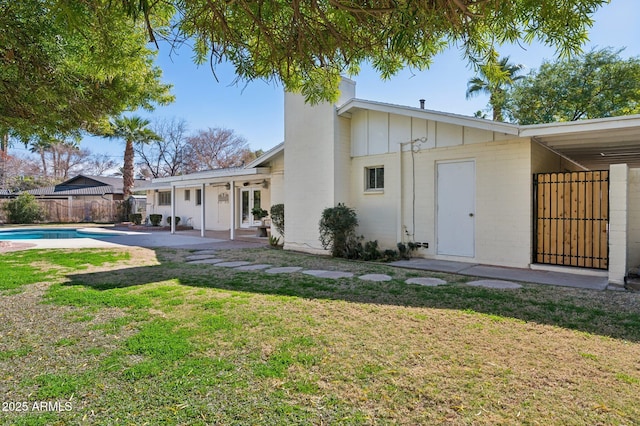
[{"xmin": 78, "ymin": 0, "xmax": 639, "ymax": 159}]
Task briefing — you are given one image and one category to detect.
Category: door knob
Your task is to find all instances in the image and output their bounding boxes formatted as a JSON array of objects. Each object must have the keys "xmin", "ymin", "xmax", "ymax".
[{"xmin": 469, "ymin": 213, "xmax": 474, "ymax": 217}]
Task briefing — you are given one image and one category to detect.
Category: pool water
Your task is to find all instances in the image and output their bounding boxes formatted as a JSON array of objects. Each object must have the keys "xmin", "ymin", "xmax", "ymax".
[{"xmin": 0, "ymin": 228, "xmax": 118, "ymax": 240}]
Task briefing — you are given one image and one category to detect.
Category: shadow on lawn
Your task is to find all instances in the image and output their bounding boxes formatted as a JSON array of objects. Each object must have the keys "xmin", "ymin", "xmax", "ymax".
[{"xmin": 63, "ymin": 249, "xmax": 640, "ymax": 343}]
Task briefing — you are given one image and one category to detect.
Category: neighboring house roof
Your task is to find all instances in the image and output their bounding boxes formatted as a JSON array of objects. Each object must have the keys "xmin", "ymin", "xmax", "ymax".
[
  {"xmin": 0, "ymin": 189, "xmax": 12, "ymax": 198},
  {"xmin": 24, "ymin": 174, "xmax": 149, "ymax": 197}
]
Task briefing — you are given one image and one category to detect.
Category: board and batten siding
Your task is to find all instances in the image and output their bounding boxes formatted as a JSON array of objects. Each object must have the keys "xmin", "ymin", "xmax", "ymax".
[{"xmin": 350, "ymin": 110, "xmax": 513, "ymax": 157}]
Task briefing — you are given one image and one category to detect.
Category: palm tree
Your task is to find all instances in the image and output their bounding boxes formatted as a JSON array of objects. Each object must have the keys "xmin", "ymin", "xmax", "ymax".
[
  {"xmin": 29, "ymin": 137, "xmax": 54, "ymax": 178},
  {"xmin": 105, "ymin": 116, "xmax": 160, "ymax": 198},
  {"xmin": 466, "ymin": 56, "xmax": 524, "ymax": 122}
]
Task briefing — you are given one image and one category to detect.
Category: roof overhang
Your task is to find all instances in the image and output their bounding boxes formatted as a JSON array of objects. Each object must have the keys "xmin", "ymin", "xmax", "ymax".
[
  {"xmin": 521, "ymin": 115, "xmax": 640, "ymax": 169},
  {"xmin": 338, "ymin": 98, "xmax": 520, "ymax": 136},
  {"xmin": 148, "ymin": 167, "xmax": 272, "ymax": 190}
]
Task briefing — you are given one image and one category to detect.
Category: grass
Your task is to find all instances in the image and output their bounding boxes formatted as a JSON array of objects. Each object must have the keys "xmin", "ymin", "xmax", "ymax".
[{"xmin": 1, "ymin": 247, "xmax": 640, "ymax": 425}]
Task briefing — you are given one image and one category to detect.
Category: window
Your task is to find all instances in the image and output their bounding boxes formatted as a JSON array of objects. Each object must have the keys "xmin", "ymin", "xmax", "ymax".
[
  {"xmin": 366, "ymin": 167, "xmax": 384, "ymax": 190},
  {"xmin": 158, "ymin": 191, "xmax": 171, "ymax": 206},
  {"xmin": 196, "ymin": 189, "xmax": 202, "ymax": 206},
  {"xmin": 184, "ymin": 189, "xmax": 190, "ymax": 201}
]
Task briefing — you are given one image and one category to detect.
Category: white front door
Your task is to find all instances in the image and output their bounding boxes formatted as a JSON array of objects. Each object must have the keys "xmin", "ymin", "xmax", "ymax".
[
  {"xmin": 240, "ymin": 189, "xmax": 262, "ymax": 228},
  {"xmin": 436, "ymin": 161, "xmax": 475, "ymax": 257}
]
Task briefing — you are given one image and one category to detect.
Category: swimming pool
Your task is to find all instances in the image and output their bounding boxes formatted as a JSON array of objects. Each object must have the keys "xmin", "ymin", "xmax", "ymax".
[{"xmin": 0, "ymin": 228, "xmax": 120, "ymax": 240}]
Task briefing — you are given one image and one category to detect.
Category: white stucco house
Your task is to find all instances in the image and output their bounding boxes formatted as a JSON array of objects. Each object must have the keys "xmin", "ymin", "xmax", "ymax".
[{"xmin": 147, "ymin": 79, "xmax": 640, "ymax": 286}]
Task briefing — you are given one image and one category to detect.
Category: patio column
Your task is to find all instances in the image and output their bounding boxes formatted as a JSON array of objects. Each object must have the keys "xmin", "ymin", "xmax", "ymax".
[
  {"xmin": 200, "ymin": 183, "xmax": 206, "ymax": 237},
  {"xmin": 229, "ymin": 180, "xmax": 235, "ymax": 240},
  {"xmin": 170, "ymin": 184, "xmax": 176, "ymax": 234}
]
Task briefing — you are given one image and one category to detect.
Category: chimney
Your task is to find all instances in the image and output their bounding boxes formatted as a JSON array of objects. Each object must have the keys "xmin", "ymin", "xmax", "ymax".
[{"xmin": 419, "ymin": 99, "xmax": 425, "ymax": 109}]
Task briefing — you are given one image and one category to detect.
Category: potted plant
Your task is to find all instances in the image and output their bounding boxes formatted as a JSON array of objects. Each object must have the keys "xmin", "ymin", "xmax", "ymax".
[{"xmin": 251, "ymin": 206, "xmax": 269, "ymax": 225}]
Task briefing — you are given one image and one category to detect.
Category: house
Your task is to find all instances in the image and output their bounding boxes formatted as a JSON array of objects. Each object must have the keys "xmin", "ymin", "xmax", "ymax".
[
  {"xmin": 150, "ymin": 79, "xmax": 640, "ymax": 286},
  {"xmin": 145, "ymin": 143, "xmax": 283, "ymax": 236},
  {"xmin": 24, "ymin": 174, "xmax": 149, "ymax": 222}
]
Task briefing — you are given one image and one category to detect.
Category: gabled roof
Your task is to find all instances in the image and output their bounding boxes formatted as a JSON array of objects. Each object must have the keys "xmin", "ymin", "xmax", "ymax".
[
  {"xmin": 338, "ymin": 98, "xmax": 520, "ymax": 135},
  {"xmin": 244, "ymin": 142, "xmax": 284, "ymax": 169}
]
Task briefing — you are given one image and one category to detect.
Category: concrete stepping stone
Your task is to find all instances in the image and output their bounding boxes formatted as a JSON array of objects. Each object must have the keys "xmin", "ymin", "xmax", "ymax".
[
  {"xmin": 190, "ymin": 250, "xmax": 218, "ymax": 256},
  {"xmin": 214, "ymin": 261, "xmax": 253, "ymax": 268},
  {"xmin": 466, "ymin": 279, "xmax": 522, "ymax": 289},
  {"xmin": 187, "ymin": 258, "xmax": 225, "ymax": 264},
  {"xmin": 406, "ymin": 277, "xmax": 447, "ymax": 287},
  {"xmin": 265, "ymin": 266, "xmax": 303, "ymax": 274},
  {"xmin": 234, "ymin": 264, "xmax": 272, "ymax": 271},
  {"xmin": 358, "ymin": 274, "xmax": 392, "ymax": 282},
  {"xmin": 302, "ymin": 270, "xmax": 354, "ymax": 279},
  {"xmin": 186, "ymin": 254, "xmax": 219, "ymax": 261}
]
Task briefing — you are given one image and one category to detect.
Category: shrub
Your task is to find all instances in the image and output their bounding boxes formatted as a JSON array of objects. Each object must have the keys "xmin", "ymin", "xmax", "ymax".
[
  {"xmin": 270, "ymin": 204, "xmax": 284, "ymax": 237},
  {"xmin": 149, "ymin": 214, "xmax": 162, "ymax": 226},
  {"xmin": 3, "ymin": 193, "xmax": 44, "ymax": 224},
  {"xmin": 129, "ymin": 213, "xmax": 142, "ymax": 225},
  {"xmin": 319, "ymin": 203, "xmax": 359, "ymax": 258},
  {"xmin": 397, "ymin": 242, "xmax": 418, "ymax": 260},
  {"xmin": 166, "ymin": 216, "xmax": 181, "ymax": 226}
]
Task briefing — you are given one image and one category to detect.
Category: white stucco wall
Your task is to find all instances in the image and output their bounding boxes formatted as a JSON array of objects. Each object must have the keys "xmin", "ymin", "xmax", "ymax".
[
  {"xmin": 350, "ymin": 137, "xmax": 533, "ymax": 268},
  {"xmin": 283, "ymin": 79, "xmax": 356, "ymax": 253}
]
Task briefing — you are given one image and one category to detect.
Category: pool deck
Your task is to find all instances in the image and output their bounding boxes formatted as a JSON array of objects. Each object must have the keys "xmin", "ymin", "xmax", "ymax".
[{"xmin": 0, "ymin": 226, "xmax": 267, "ymax": 251}]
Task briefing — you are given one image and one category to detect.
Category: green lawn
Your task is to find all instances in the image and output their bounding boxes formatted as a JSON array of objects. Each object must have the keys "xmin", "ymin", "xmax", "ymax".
[{"xmin": 1, "ymin": 247, "xmax": 639, "ymax": 425}]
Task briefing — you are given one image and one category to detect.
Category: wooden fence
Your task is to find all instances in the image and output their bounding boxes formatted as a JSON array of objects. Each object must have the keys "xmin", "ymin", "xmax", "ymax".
[
  {"xmin": 0, "ymin": 198, "xmax": 135, "ymax": 223},
  {"xmin": 533, "ymin": 170, "xmax": 609, "ymax": 269}
]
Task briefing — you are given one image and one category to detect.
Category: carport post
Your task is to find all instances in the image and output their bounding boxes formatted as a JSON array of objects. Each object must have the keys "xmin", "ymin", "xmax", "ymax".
[
  {"xmin": 200, "ymin": 183, "xmax": 206, "ymax": 237},
  {"xmin": 170, "ymin": 184, "xmax": 176, "ymax": 234},
  {"xmin": 229, "ymin": 180, "xmax": 235, "ymax": 240}
]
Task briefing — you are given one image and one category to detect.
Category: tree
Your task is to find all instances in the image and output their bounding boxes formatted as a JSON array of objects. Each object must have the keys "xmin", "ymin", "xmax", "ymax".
[
  {"xmin": 82, "ymin": 154, "xmax": 119, "ymax": 177},
  {"xmin": 184, "ymin": 128, "xmax": 250, "ymax": 172},
  {"xmin": 0, "ymin": 0, "xmax": 174, "ymax": 142},
  {"xmin": 105, "ymin": 116, "xmax": 161, "ymax": 198},
  {"xmin": 507, "ymin": 48, "xmax": 640, "ymax": 124},
  {"xmin": 466, "ymin": 57, "xmax": 524, "ymax": 121},
  {"xmin": 136, "ymin": 118, "xmax": 189, "ymax": 178},
  {"xmin": 116, "ymin": 0, "xmax": 606, "ymax": 102}
]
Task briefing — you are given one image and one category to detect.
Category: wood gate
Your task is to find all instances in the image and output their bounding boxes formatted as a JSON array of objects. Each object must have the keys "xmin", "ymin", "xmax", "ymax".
[{"xmin": 533, "ymin": 170, "xmax": 609, "ymax": 269}]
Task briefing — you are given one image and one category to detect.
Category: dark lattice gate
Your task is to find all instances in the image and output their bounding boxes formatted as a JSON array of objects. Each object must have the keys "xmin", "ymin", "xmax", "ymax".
[{"xmin": 533, "ymin": 171, "xmax": 609, "ymax": 269}]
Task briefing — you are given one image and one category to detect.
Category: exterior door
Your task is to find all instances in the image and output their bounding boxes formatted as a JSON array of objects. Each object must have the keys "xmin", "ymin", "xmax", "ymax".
[
  {"xmin": 437, "ymin": 161, "xmax": 475, "ymax": 257},
  {"xmin": 240, "ymin": 189, "xmax": 262, "ymax": 228}
]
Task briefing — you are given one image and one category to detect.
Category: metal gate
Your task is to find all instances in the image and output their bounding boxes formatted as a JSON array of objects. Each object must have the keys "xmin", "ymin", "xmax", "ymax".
[{"xmin": 533, "ymin": 170, "xmax": 609, "ymax": 269}]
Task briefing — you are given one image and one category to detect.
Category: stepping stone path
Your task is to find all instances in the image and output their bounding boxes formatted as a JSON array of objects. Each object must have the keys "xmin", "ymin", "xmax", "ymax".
[
  {"xmin": 184, "ymin": 250, "xmax": 521, "ymax": 290},
  {"xmin": 187, "ymin": 258, "xmax": 225, "ymax": 264},
  {"xmin": 406, "ymin": 277, "xmax": 447, "ymax": 287},
  {"xmin": 466, "ymin": 279, "xmax": 522, "ymax": 289},
  {"xmin": 358, "ymin": 274, "xmax": 392, "ymax": 282},
  {"xmin": 215, "ymin": 261, "xmax": 253, "ymax": 268},
  {"xmin": 303, "ymin": 270, "xmax": 354, "ymax": 279},
  {"xmin": 234, "ymin": 264, "xmax": 272, "ymax": 271},
  {"xmin": 265, "ymin": 266, "xmax": 303, "ymax": 274},
  {"xmin": 186, "ymin": 254, "xmax": 221, "ymax": 261}
]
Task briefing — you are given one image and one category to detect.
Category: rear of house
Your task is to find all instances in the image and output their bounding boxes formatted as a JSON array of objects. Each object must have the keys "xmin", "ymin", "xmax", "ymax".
[{"xmin": 283, "ymin": 79, "xmax": 640, "ymax": 286}]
